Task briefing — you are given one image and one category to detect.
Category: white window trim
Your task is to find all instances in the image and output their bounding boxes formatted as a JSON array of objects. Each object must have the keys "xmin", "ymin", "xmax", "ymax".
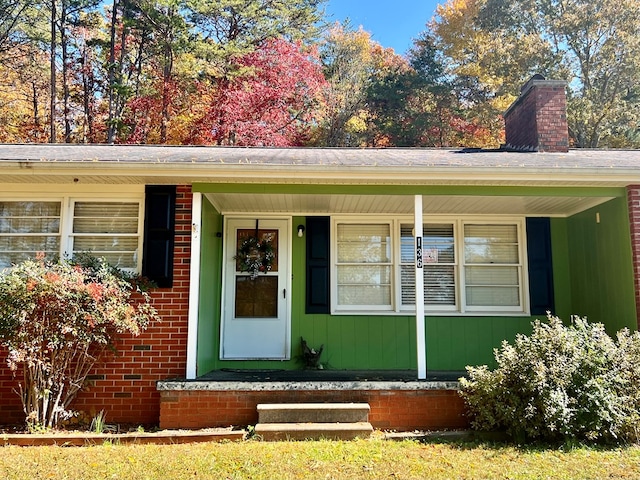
[
  {"xmin": 398, "ymin": 219, "xmax": 460, "ymax": 314},
  {"xmin": 331, "ymin": 218, "xmax": 395, "ymax": 313},
  {"xmin": 0, "ymin": 190, "xmax": 145, "ymax": 273},
  {"xmin": 458, "ymin": 217, "xmax": 529, "ymax": 315},
  {"xmin": 64, "ymin": 197, "xmax": 145, "ymax": 273},
  {"xmin": 332, "ymin": 215, "xmax": 530, "ymax": 317}
]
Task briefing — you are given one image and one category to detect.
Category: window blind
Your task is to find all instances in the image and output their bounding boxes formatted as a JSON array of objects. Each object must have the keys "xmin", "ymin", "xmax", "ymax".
[
  {"xmin": 336, "ymin": 223, "xmax": 392, "ymax": 308},
  {"xmin": 0, "ymin": 201, "xmax": 61, "ymax": 268},
  {"xmin": 71, "ymin": 201, "xmax": 140, "ymax": 269}
]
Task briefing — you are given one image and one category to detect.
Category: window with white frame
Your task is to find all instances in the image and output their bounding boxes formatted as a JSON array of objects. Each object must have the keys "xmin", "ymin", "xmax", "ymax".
[
  {"xmin": 0, "ymin": 197, "xmax": 143, "ymax": 272},
  {"xmin": 333, "ymin": 217, "xmax": 527, "ymax": 315},
  {"xmin": 401, "ymin": 223, "xmax": 457, "ymax": 310},
  {"xmin": 0, "ymin": 201, "xmax": 62, "ymax": 268},
  {"xmin": 463, "ymin": 224, "xmax": 521, "ymax": 309},
  {"xmin": 70, "ymin": 201, "xmax": 141, "ymax": 270},
  {"xmin": 335, "ymin": 223, "xmax": 393, "ymax": 310}
]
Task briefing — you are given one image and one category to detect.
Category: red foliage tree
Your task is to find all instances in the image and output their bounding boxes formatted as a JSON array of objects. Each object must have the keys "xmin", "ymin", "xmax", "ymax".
[{"xmin": 189, "ymin": 38, "xmax": 327, "ymax": 146}]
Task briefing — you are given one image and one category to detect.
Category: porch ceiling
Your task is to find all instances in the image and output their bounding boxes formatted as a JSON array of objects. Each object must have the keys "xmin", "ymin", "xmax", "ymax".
[{"xmin": 205, "ymin": 193, "xmax": 615, "ymax": 217}]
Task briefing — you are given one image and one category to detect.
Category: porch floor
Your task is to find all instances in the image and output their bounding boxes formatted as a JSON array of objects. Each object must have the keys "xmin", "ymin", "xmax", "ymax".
[{"xmin": 196, "ymin": 369, "xmax": 464, "ymax": 383}]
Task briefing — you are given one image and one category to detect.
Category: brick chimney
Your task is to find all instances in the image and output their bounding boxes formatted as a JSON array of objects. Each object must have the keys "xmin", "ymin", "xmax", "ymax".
[{"xmin": 503, "ymin": 75, "xmax": 569, "ymax": 152}]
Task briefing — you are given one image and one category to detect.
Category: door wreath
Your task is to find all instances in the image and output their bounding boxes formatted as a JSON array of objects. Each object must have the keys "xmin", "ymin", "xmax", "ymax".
[{"xmin": 234, "ymin": 233, "xmax": 275, "ymax": 279}]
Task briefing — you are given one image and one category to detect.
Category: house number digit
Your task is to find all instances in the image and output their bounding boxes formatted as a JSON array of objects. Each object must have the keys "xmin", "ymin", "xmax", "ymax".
[{"xmin": 416, "ymin": 236, "xmax": 423, "ymax": 269}]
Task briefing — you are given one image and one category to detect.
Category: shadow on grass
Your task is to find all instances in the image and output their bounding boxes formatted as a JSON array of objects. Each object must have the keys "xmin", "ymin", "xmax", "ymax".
[{"xmin": 414, "ymin": 430, "xmax": 639, "ymax": 453}]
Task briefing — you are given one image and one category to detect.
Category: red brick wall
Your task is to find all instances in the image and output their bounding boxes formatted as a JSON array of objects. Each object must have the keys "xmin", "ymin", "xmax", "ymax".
[
  {"xmin": 628, "ymin": 185, "xmax": 640, "ymax": 330},
  {"xmin": 504, "ymin": 79, "xmax": 569, "ymax": 153},
  {"xmin": 159, "ymin": 389, "xmax": 468, "ymax": 431},
  {"xmin": 0, "ymin": 185, "xmax": 193, "ymax": 427},
  {"xmin": 505, "ymin": 87, "xmax": 538, "ymax": 150}
]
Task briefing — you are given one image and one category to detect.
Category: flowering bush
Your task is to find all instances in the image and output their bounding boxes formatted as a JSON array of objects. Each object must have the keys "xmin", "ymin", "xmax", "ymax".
[
  {"xmin": 460, "ymin": 315, "xmax": 640, "ymax": 443},
  {"xmin": 0, "ymin": 256, "xmax": 158, "ymax": 430}
]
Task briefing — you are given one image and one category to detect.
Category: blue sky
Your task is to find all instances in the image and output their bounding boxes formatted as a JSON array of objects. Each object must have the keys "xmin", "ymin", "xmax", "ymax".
[{"xmin": 324, "ymin": 1, "xmax": 442, "ymax": 55}]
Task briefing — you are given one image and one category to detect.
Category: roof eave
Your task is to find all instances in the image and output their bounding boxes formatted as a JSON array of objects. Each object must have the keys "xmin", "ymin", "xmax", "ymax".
[{"xmin": 0, "ymin": 161, "xmax": 639, "ymax": 188}]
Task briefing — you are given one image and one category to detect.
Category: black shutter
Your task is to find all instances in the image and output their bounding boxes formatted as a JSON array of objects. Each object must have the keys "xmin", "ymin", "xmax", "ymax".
[
  {"xmin": 142, "ymin": 186, "xmax": 176, "ymax": 288},
  {"xmin": 526, "ymin": 217, "xmax": 555, "ymax": 315},
  {"xmin": 306, "ymin": 216, "xmax": 330, "ymax": 314}
]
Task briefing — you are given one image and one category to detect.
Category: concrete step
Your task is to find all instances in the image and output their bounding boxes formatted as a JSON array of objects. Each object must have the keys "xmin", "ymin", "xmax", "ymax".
[
  {"xmin": 254, "ymin": 422, "xmax": 373, "ymax": 441},
  {"xmin": 257, "ymin": 403, "xmax": 370, "ymax": 424}
]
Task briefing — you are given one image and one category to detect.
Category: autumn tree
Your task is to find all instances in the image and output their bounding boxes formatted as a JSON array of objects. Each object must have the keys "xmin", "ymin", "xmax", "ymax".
[
  {"xmin": 0, "ymin": 47, "xmax": 50, "ymax": 142},
  {"xmin": 365, "ymin": 32, "xmax": 453, "ymax": 147},
  {"xmin": 0, "ymin": 0, "xmax": 329, "ymax": 144},
  {"xmin": 186, "ymin": 38, "xmax": 327, "ymax": 146},
  {"xmin": 430, "ymin": 0, "xmax": 640, "ymax": 148},
  {"xmin": 0, "ymin": 0, "xmax": 31, "ymax": 54},
  {"xmin": 187, "ymin": 0, "xmax": 325, "ymax": 70},
  {"xmin": 56, "ymin": 0, "xmax": 102, "ymax": 142},
  {"xmin": 315, "ymin": 23, "xmax": 390, "ymax": 146}
]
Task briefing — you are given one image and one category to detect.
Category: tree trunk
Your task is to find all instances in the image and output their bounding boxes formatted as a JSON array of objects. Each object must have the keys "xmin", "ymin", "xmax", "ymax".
[
  {"xmin": 106, "ymin": 0, "xmax": 118, "ymax": 143},
  {"xmin": 60, "ymin": 1, "xmax": 72, "ymax": 143},
  {"xmin": 49, "ymin": 0, "xmax": 57, "ymax": 143}
]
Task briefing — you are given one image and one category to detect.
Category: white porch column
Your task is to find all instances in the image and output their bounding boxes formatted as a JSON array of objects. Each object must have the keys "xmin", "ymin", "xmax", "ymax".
[
  {"xmin": 414, "ymin": 194, "xmax": 427, "ymax": 379},
  {"xmin": 186, "ymin": 191, "xmax": 202, "ymax": 379}
]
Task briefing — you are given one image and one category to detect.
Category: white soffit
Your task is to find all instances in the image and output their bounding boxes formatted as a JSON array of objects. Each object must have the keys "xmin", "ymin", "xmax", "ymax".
[{"xmin": 205, "ymin": 193, "xmax": 615, "ymax": 217}]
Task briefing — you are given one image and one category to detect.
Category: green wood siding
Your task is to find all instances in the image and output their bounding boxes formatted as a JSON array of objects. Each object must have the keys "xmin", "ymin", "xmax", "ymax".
[
  {"xmin": 196, "ymin": 197, "xmax": 223, "ymax": 375},
  {"xmin": 550, "ymin": 217, "xmax": 573, "ymax": 321},
  {"xmin": 565, "ymin": 197, "xmax": 637, "ymax": 333},
  {"xmin": 194, "ymin": 191, "xmax": 638, "ymax": 374}
]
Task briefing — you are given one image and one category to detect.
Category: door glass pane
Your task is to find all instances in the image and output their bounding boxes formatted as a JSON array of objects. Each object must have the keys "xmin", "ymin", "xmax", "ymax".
[
  {"xmin": 236, "ymin": 229, "xmax": 278, "ymax": 273},
  {"xmin": 235, "ymin": 276, "xmax": 278, "ymax": 317}
]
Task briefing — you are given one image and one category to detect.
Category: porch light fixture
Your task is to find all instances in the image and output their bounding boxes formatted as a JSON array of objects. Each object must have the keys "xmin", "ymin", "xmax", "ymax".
[{"xmin": 297, "ymin": 225, "xmax": 305, "ymax": 237}]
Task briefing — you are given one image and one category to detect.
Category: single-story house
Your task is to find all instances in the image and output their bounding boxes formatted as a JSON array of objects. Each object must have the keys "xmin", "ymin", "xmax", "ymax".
[{"xmin": 1, "ymin": 77, "xmax": 640, "ymax": 430}]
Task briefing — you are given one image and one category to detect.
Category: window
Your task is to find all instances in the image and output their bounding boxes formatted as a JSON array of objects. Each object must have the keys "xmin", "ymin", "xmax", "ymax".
[
  {"xmin": 334, "ymin": 223, "xmax": 393, "ymax": 310},
  {"xmin": 401, "ymin": 223, "xmax": 457, "ymax": 310},
  {"xmin": 333, "ymin": 217, "xmax": 527, "ymax": 315},
  {"xmin": 463, "ymin": 224, "xmax": 521, "ymax": 309},
  {"xmin": 71, "ymin": 201, "xmax": 141, "ymax": 270},
  {"xmin": 0, "ymin": 201, "xmax": 61, "ymax": 269},
  {"xmin": 0, "ymin": 197, "xmax": 143, "ymax": 272}
]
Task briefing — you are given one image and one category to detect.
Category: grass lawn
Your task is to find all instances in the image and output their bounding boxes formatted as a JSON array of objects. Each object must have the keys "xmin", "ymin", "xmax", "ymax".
[{"xmin": 0, "ymin": 437, "xmax": 639, "ymax": 479}]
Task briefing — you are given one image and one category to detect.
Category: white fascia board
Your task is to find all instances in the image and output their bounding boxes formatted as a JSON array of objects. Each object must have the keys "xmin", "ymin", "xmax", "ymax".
[{"xmin": 2, "ymin": 162, "xmax": 640, "ymax": 187}]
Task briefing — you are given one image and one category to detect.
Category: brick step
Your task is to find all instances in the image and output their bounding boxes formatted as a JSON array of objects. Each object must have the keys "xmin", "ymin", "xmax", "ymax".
[
  {"xmin": 254, "ymin": 422, "xmax": 373, "ymax": 441},
  {"xmin": 257, "ymin": 403, "xmax": 370, "ymax": 424}
]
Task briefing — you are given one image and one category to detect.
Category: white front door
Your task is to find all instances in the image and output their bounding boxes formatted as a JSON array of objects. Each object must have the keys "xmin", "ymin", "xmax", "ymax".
[{"xmin": 221, "ymin": 218, "xmax": 290, "ymax": 359}]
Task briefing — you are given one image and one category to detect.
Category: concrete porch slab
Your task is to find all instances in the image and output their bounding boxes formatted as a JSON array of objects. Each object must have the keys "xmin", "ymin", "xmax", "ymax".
[{"xmin": 157, "ymin": 370, "xmax": 464, "ymax": 392}]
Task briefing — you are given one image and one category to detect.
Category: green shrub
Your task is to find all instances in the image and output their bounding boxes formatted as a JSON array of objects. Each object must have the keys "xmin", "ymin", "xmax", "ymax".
[
  {"xmin": 460, "ymin": 315, "xmax": 640, "ymax": 443},
  {"xmin": 0, "ymin": 256, "xmax": 159, "ymax": 430}
]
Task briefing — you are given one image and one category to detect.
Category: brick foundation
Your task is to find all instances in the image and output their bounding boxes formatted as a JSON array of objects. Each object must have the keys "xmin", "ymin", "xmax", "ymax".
[{"xmin": 159, "ymin": 389, "xmax": 468, "ymax": 431}]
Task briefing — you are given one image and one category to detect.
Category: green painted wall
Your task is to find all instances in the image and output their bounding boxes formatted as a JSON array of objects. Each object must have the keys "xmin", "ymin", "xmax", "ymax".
[
  {"xmin": 196, "ymin": 214, "xmax": 546, "ymax": 373},
  {"xmin": 565, "ymin": 197, "xmax": 637, "ymax": 333},
  {"xmin": 196, "ymin": 197, "xmax": 223, "ymax": 375},
  {"xmin": 550, "ymin": 217, "xmax": 573, "ymax": 321},
  {"xmin": 194, "ymin": 191, "xmax": 638, "ymax": 374}
]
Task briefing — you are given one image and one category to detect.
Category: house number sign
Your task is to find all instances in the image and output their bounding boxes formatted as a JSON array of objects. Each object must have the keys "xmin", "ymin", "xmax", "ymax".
[{"xmin": 416, "ymin": 236, "xmax": 423, "ymax": 268}]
